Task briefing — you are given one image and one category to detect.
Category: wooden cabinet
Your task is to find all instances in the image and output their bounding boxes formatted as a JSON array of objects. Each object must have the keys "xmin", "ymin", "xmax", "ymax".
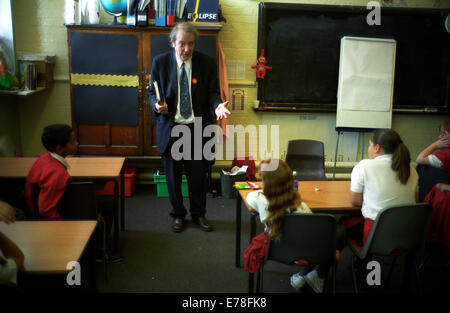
[{"xmin": 66, "ymin": 24, "xmax": 221, "ymax": 156}]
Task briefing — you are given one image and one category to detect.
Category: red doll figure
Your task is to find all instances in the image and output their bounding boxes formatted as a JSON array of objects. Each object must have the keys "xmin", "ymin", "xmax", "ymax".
[{"xmin": 252, "ymin": 49, "xmax": 272, "ymax": 79}]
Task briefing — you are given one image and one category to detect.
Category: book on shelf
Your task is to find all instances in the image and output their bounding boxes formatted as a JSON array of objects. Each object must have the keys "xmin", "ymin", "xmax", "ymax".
[{"xmin": 186, "ymin": 0, "xmax": 218, "ymax": 23}]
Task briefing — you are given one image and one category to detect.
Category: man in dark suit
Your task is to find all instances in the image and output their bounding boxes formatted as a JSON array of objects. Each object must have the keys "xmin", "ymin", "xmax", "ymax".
[{"xmin": 149, "ymin": 23, "xmax": 230, "ymax": 233}]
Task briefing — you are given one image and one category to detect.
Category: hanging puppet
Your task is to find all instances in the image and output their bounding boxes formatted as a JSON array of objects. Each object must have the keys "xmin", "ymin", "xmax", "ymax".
[{"xmin": 251, "ymin": 49, "xmax": 272, "ymax": 80}]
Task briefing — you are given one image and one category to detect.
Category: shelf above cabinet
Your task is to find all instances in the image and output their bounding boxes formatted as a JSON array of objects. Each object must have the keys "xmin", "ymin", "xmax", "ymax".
[
  {"xmin": 65, "ymin": 22, "xmax": 223, "ymax": 31},
  {"xmin": 0, "ymin": 86, "xmax": 48, "ymax": 97}
]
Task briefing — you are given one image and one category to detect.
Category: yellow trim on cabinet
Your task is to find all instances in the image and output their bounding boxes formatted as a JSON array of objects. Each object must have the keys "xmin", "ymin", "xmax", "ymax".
[{"xmin": 71, "ymin": 73, "xmax": 139, "ymax": 87}]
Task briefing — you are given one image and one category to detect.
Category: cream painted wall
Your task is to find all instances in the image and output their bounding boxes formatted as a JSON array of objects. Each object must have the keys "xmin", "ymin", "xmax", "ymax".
[
  {"xmin": 0, "ymin": 96, "xmax": 21, "ymax": 156},
  {"xmin": 9, "ymin": 0, "xmax": 450, "ymax": 161}
]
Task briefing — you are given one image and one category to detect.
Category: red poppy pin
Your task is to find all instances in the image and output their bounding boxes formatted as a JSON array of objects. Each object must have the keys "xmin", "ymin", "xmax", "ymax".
[{"xmin": 192, "ymin": 78, "xmax": 198, "ymax": 85}]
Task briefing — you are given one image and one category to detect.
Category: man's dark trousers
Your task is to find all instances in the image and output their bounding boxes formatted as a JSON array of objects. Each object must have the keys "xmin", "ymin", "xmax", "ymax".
[{"xmin": 162, "ymin": 122, "xmax": 213, "ymax": 219}]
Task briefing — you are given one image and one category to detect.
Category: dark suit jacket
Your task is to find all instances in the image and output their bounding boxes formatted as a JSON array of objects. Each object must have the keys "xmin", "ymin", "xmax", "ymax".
[{"xmin": 149, "ymin": 50, "xmax": 222, "ymax": 154}]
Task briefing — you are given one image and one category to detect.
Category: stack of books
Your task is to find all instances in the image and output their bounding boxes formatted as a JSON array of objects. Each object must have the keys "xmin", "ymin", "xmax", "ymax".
[
  {"xmin": 137, "ymin": 0, "xmax": 219, "ymax": 27},
  {"xmin": 154, "ymin": 0, "xmax": 187, "ymax": 26}
]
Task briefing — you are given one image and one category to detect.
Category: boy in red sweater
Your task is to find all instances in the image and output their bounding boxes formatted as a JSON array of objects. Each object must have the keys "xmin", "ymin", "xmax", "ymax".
[{"xmin": 25, "ymin": 124, "xmax": 78, "ymax": 219}]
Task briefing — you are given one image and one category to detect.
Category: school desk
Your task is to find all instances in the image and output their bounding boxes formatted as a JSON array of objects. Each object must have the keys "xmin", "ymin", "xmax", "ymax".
[
  {"xmin": 0, "ymin": 156, "xmax": 125, "ymax": 252},
  {"xmin": 0, "ymin": 220, "xmax": 97, "ymax": 273}
]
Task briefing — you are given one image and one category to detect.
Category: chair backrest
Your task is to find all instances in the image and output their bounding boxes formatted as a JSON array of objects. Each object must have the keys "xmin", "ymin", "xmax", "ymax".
[
  {"xmin": 285, "ymin": 140, "xmax": 327, "ymax": 181},
  {"xmin": 361, "ymin": 203, "xmax": 433, "ymax": 257},
  {"xmin": 416, "ymin": 164, "xmax": 450, "ymax": 202},
  {"xmin": 58, "ymin": 181, "xmax": 98, "ymax": 220},
  {"xmin": 267, "ymin": 213, "xmax": 337, "ymax": 265}
]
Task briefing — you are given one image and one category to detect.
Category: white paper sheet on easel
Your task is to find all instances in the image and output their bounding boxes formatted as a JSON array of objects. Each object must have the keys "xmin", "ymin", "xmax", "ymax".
[
  {"xmin": 336, "ymin": 36, "xmax": 396, "ymax": 130},
  {"xmin": 339, "ymin": 38, "xmax": 395, "ymax": 112}
]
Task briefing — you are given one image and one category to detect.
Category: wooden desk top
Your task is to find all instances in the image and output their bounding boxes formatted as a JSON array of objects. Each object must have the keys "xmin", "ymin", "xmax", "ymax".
[
  {"xmin": 0, "ymin": 221, "xmax": 97, "ymax": 274},
  {"xmin": 0, "ymin": 157, "xmax": 35, "ymax": 178},
  {"xmin": 66, "ymin": 157, "xmax": 125, "ymax": 178},
  {"xmin": 237, "ymin": 180, "xmax": 358, "ymax": 212},
  {"xmin": 0, "ymin": 157, "xmax": 125, "ymax": 179}
]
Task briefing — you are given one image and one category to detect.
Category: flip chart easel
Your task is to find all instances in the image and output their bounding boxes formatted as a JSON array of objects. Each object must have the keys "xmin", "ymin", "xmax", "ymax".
[{"xmin": 333, "ymin": 36, "xmax": 396, "ymax": 179}]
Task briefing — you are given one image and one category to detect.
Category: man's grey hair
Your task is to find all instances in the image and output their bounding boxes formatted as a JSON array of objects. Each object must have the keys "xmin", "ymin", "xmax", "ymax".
[{"xmin": 169, "ymin": 22, "xmax": 199, "ymax": 43}]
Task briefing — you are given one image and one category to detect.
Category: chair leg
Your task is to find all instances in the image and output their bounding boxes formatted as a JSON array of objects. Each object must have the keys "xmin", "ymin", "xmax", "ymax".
[
  {"xmin": 332, "ymin": 263, "xmax": 336, "ymax": 294},
  {"xmin": 99, "ymin": 214, "xmax": 107, "ymax": 282},
  {"xmin": 351, "ymin": 254, "xmax": 359, "ymax": 293},
  {"xmin": 385, "ymin": 255, "xmax": 398, "ymax": 288},
  {"xmin": 418, "ymin": 250, "xmax": 432, "ymax": 272},
  {"xmin": 256, "ymin": 265, "xmax": 264, "ymax": 293},
  {"xmin": 414, "ymin": 259, "xmax": 423, "ymax": 294}
]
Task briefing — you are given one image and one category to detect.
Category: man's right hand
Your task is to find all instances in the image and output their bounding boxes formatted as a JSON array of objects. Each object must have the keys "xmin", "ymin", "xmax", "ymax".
[{"xmin": 155, "ymin": 101, "xmax": 168, "ymax": 115}]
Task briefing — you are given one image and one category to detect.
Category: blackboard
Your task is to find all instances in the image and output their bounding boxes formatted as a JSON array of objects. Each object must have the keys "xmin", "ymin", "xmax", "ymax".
[{"xmin": 257, "ymin": 3, "xmax": 450, "ymax": 113}]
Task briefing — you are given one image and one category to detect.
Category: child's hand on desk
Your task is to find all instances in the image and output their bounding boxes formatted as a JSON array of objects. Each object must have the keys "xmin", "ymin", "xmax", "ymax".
[{"xmin": 0, "ymin": 201, "xmax": 16, "ymax": 224}]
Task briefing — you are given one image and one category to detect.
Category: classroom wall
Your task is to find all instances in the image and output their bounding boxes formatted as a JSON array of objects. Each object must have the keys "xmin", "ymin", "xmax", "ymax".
[
  {"xmin": 7, "ymin": 0, "xmax": 450, "ymax": 161},
  {"xmin": 0, "ymin": 96, "xmax": 21, "ymax": 156}
]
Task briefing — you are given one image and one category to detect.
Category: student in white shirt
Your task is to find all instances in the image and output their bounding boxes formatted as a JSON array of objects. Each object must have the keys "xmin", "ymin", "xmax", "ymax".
[{"xmin": 348, "ymin": 128, "xmax": 419, "ymax": 248}]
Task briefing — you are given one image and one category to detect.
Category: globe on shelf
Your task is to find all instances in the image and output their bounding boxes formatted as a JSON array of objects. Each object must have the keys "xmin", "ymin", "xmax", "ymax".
[{"xmin": 99, "ymin": 0, "xmax": 128, "ymax": 23}]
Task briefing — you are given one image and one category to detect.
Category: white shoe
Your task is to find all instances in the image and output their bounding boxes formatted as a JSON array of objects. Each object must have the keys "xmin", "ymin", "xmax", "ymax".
[
  {"xmin": 305, "ymin": 270, "xmax": 324, "ymax": 293},
  {"xmin": 290, "ymin": 272, "xmax": 306, "ymax": 291}
]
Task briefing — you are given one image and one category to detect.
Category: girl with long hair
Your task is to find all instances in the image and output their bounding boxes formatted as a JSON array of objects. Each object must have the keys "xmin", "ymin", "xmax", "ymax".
[{"xmin": 247, "ymin": 159, "xmax": 338, "ymax": 293}]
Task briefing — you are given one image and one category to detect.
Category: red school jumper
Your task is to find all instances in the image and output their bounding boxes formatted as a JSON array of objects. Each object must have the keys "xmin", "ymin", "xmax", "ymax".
[{"xmin": 25, "ymin": 153, "xmax": 72, "ymax": 219}]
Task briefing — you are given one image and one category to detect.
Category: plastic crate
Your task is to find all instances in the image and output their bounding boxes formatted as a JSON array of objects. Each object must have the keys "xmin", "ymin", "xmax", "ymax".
[
  {"xmin": 96, "ymin": 167, "xmax": 137, "ymax": 197},
  {"xmin": 154, "ymin": 171, "xmax": 188, "ymax": 197}
]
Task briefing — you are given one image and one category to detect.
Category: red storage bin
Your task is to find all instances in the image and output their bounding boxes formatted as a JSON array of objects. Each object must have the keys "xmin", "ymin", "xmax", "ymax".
[{"xmin": 96, "ymin": 167, "xmax": 137, "ymax": 197}]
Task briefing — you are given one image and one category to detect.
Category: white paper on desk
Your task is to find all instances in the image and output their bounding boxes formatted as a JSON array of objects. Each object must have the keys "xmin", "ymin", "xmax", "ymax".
[
  {"xmin": 222, "ymin": 165, "xmax": 248, "ymax": 176},
  {"xmin": 153, "ymin": 81, "xmax": 161, "ymax": 102}
]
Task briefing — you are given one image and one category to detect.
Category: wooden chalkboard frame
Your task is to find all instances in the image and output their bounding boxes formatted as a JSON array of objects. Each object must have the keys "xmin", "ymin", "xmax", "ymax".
[{"xmin": 256, "ymin": 3, "xmax": 450, "ymax": 114}]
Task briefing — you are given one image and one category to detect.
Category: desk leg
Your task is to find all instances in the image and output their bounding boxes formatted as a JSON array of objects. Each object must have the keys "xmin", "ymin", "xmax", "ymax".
[
  {"xmin": 250, "ymin": 213, "xmax": 257, "ymax": 243},
  {"xmin": 113, "ymin": 179, "xmax": 119, "ymax": 253},
  {"xmin": 88, "ymin": 232, "xmax": 98, "ymax": 291},
  {"xmin": 236, "ymin": 192, "xmax": 242, "ymax": 268},
  {"xmin": 120, "ymin": 169, "xmax": 125, "ymax": 231},
  {"xmin": 248, "ymin": 273, "xmax": 254, "ymax": 294},
  {"xmin": 248, "ymin": 213, "xmax": 257, "ymax": 293}
]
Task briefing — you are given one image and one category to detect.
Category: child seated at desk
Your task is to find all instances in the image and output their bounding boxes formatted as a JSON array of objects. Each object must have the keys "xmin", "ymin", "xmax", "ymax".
[
  {"xmin": 347, "ymin": 128, "xmax": 418, "ymax": 249},
  {"xmin": 246, "ymin": 159, "xmax": 343, "ymax": 293},
  {"xmin": 25, "ymin": 124, "xmax": 78, "ymax": 219},
  {"xmin": 416, "ymin": 120, "xmax": 450, "ymax": 171},
  {"xmin": 25, "ymin": 124, "xmax": 121, "ymax": 263}
]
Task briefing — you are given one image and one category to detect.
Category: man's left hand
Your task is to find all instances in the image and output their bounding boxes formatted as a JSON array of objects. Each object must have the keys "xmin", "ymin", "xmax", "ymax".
[{"xmin": 215, "ymin": 101, "xmax": 230, "ymax": 120}]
